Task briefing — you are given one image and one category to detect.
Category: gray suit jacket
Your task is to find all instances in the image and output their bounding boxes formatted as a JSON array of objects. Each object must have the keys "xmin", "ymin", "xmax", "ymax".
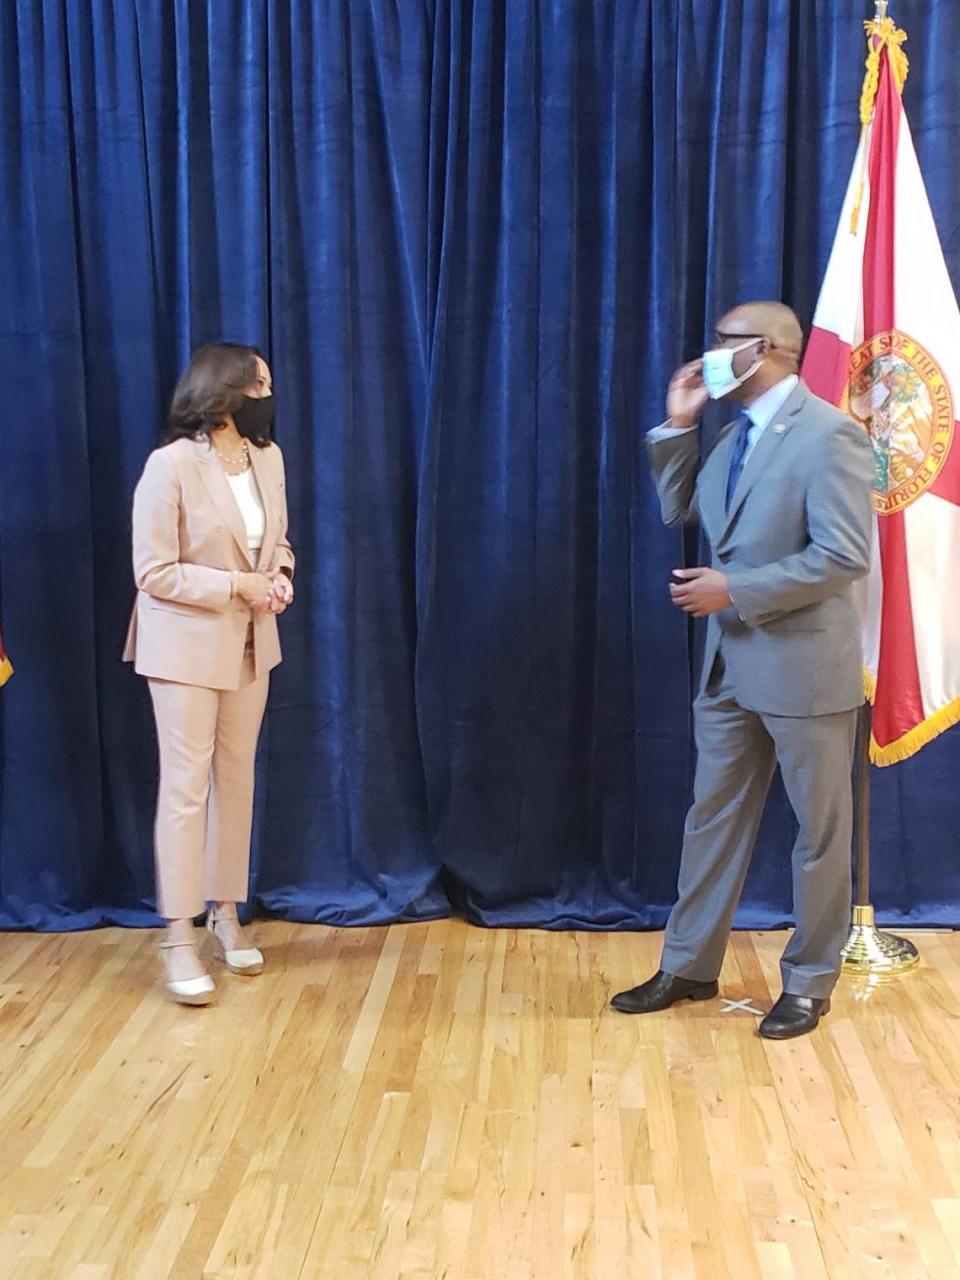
[{"xmin": 648, "ymin": 380, "xmax": 874, "ymax": 717}]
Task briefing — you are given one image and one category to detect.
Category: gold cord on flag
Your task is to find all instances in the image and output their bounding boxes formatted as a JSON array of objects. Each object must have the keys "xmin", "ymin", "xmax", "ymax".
[
  {"xmin": 859, "ymin": 16, "xmax": 909, "ymax": 124},
  {"xmin": 850, "ymin": 15, "xmax": 909, "ymax": 235}
]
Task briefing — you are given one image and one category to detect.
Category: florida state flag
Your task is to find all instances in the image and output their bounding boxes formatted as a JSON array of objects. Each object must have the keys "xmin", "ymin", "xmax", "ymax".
[{"xmin": 802, "ymin": 15, "xmax": 960, "ymax": 764}]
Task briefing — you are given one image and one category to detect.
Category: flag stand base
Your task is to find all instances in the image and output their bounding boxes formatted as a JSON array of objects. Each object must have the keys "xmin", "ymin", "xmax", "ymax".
[{"xmin": 840, "ymin": 904, "xmax": 920, "ymax": 978}]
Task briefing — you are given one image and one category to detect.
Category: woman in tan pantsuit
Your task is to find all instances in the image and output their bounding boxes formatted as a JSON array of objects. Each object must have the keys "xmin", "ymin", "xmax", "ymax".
[{"xmin": 124, "ymin": 343, "xmax": 295, "ymax": 1004}]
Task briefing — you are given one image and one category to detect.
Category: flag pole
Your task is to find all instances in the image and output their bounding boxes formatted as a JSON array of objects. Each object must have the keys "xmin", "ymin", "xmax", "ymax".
[
  {"xmin": 840, "ymin": 704, "xmax": 918, "ymax": 977},
  {"xmin": 839, "ymin": 0, "xmax": 919, "ymax": 980}
]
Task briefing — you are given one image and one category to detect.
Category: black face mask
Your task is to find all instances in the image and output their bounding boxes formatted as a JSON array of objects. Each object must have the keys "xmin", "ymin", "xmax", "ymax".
[{"xmin": 233, "ymin": 393, "xmax": 275, "ymax": 441}]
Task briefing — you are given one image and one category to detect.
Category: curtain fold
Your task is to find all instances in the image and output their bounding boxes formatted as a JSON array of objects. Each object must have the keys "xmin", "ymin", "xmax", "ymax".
[{"xmin": 2, "ymin": 0, "xmax": 960, "ymax": 931}]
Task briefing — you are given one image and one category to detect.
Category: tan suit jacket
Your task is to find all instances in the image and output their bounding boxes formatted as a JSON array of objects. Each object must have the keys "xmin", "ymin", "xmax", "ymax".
[{"xmin": 123, "ymin": 437, "xmax": 295, "ymax": 690}]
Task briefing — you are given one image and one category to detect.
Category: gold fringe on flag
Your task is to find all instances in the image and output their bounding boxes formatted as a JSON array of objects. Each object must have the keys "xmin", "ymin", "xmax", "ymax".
[{"xmin": 862, "ymin": 668, "xmax": 960, "ymax": 765}]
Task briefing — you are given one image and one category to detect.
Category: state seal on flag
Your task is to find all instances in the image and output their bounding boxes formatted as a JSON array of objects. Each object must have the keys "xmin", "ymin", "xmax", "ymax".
[{"xmin": 847, "ymin": 330, "xmax": 955, "ymax": 515}]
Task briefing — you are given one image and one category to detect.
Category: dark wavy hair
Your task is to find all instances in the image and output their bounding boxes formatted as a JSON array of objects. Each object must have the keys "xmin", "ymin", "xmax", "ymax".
[{"xmin": 162, "ymin": 342, "xmax": 271, "ymax": 447}]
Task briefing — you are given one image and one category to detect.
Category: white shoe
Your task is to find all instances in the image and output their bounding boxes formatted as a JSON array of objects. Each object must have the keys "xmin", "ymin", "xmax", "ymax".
[
  {"xmin": 159, "ymin": 941, "xmax": 216, "ymax": 1006},
  {"xmin": 206, "ymin": 911, "xmax": 264, "ymax": 976}
]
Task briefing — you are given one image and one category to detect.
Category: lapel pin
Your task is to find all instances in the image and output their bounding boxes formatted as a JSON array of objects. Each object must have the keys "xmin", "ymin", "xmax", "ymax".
[{"xmin": 773, "ymin": 422, "xmax": 787, "ymax": 434}]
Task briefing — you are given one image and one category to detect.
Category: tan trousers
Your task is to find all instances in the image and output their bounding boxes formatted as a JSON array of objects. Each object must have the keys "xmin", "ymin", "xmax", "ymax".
[{"xmin": 148, "ymin": 634, "xmax": 270, "ymax": 920}]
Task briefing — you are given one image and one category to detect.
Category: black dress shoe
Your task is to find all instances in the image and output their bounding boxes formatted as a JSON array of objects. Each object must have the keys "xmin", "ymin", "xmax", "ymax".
[
  {"xmin": 610, "ymin": 970, "xmax": 719, "ymax": 1014},
  {"xmin": 758, "ymin": 993, "xmax": 831, "ymax": 1040}
]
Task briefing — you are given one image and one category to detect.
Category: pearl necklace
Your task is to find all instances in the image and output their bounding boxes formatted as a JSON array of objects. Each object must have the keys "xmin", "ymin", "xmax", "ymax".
[{"xmin": 215, "ymin": 438, "xmax": 251, "ymax": 473}]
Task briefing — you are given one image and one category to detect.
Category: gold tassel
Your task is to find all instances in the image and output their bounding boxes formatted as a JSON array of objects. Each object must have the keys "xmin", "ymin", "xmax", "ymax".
[{"xmin": 849, "ymin": 17, "xmax": 909, "ymax": 236}]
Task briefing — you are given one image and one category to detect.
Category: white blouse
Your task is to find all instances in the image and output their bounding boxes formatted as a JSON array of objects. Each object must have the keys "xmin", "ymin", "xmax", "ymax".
[{"xmin": 227, "ymin": 468, "xmax": 266, "ymax": 554}]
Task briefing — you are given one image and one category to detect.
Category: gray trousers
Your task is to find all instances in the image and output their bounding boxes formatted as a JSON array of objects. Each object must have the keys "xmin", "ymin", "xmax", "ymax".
[{"xmin": 661, "ymin": 653, "xmax": 857, "ymax": 1000}]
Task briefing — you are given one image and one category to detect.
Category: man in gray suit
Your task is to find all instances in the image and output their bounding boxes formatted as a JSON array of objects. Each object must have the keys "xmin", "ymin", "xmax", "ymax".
[{"xmin": 612, "ymin": 301, "xmax": 874, "ymax": 1039}]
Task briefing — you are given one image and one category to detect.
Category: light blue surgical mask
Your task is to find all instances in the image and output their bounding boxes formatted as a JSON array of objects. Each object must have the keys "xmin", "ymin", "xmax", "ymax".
[{"xmin": 702, "ymin": 338, "xmax": 764, "ymax": 400}]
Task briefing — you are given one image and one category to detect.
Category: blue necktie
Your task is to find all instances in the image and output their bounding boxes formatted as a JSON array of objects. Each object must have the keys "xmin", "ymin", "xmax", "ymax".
[{"xmin": 725, "ymin": 411, "xmax": 752, "ymax": 512}]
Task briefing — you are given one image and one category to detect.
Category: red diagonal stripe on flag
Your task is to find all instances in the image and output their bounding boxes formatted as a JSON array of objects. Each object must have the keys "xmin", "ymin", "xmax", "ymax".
[{"xmin": 863, "ymin": 55, "xmax": 925, "ymax": 750}]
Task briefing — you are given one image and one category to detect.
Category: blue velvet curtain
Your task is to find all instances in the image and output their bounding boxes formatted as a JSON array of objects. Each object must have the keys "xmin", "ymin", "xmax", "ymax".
[{"xmin": 2, "ymin": 0, "xmax": 959, "ymax": 931}]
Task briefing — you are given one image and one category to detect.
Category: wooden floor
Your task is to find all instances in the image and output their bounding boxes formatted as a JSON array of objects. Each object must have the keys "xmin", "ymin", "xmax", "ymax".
[{"xmin": 1, "ymin": 922, "xmax": 959, "ymax": 1280}]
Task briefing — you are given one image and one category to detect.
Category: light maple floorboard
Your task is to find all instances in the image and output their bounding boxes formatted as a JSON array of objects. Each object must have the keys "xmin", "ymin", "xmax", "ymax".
[{"xmin": 0, "ymin": 921, "xmax": 958, "ymax": 1279}]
